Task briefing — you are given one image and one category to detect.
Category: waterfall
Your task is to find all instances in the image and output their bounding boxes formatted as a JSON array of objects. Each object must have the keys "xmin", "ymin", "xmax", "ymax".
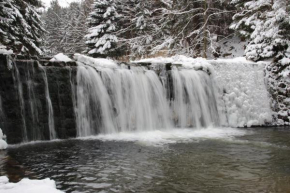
[
  {"xmin": 12, "ymin": 63, "xmax": 28, "ymax": 142},
  {"xmin": 39, "ymin": 65, "xmax": 57, "ymax": 140},
  {"xmin": 75, "ymin": 62, "xmax": 220, "ymax": 137},
  {"xmin": 170, "ymin": 67, "xmax": 220, "ymax": 128},
  {"xmin": 10, "ymin": 60, "xmax": 57, "ymax": 142},
  {"xmin": 2, "ymin": 55, "xmax": 274, "ymax": 143},
  {"xmin": 25, "ymin": 62, "xmax": 41, "ymax": 140}
]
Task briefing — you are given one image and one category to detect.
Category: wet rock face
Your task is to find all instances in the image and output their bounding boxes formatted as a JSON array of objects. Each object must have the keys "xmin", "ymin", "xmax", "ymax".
[
  {"xmin": 0, "ymin": 55, "xmax": 77, "ymax": 144},
  {"xmin": 0, "ymin": 55, "xmax": 23, "ymax": 143}
]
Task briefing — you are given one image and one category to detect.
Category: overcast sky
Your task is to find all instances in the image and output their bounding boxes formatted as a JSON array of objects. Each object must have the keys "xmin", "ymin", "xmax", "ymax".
[{"xmin": 41, "ymin": 0, "xmax": 82, "ymax": 8}]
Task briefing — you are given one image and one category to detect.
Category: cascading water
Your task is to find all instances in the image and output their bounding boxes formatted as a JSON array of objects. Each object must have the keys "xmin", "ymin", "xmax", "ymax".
[
  {"xmin": 39, "ymin": 65, "xmax": 57, "ymax": 140},
  {"xmin": 12, "ymin": 62, "xmax": 28, "ymax": 142},
  {"xmin": 25, "ymin": 62, "xmax": 41, "ymax": 140},
  {"xmin": 75, "ymin": 58, "xmax": 220, "ymax": 137},
  {"xmin": 75, "ymin": 65, "xmax": 174, "ymax": 136},
  {"xmin": 170, "ymin": 67, "xmax": 220, "ymax": 128},
  {"xmin": 9, "ymin": 60, "xmax": 57, "ymax": 142}
]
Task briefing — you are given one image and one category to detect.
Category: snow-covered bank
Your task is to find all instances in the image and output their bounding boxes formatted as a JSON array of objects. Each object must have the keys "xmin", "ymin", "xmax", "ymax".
[{"xmin": 0, "ymin": 176, "xmax": 63, "ymax": 193}]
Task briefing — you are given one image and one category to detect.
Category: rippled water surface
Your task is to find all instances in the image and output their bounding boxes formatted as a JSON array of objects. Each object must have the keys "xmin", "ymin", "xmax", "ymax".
[{"xmin": 1, "ymin": 127, "xmax": 290, "ymax": 193}]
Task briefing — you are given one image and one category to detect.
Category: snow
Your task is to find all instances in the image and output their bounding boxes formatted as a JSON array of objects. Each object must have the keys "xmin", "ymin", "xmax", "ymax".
[
  {"xmin": 50, "ymin": 53, "xmax": 72, "ymax": 62},
  {"xmin": 280, "ymin": 58, "xmax": 290, "ymax": 66},
  {"xmin": 206, "ymin": 36, "xmax": 248, "ymax": 59},
  {"xmin": 211, "ymin": 58, "xmax": 273, "ymax": 127},
  {"xmin": 0, "ymin": 45, "xmax": 13, "ymax": 55},
  {"xmin": 41, "ymin": 0, "xmax": 81, "ymax": 8},
  {"xmin": 0, "ymin": 128, "xmax": 8, "ymax": 150},
  {"xmin": 132, "ymin": 55, "xmax": 213, "ymax": 71},
  {"xmin": 211, "ymin": 57, "xmax": 255, "ymax": 64},
  {"xmin": 0, "ymin": 176, "xmax": 63, "ymax": 193},
  {"xmin": 74, "ymin": 54, "xmax": 118, "ymax": 68}
]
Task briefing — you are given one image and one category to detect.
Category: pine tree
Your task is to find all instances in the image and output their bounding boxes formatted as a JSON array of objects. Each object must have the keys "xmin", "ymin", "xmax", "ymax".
[
  {"xmin": 43, "ymin": 0, "xmax": 63, "ymax": 54},
  {"xmin": 85, "ymin": 0, "xmax": 119, "ymax": 58},
  {"xmin": 43, "ymin": 0, "xmax": 94, "ymax": 55},
  {"xmin": 231, "ymin": 0, "xmax": 289, "ymax": 62},
  {"xmin": 0, "ymin": 0, "xmax": 44, "ymax": 55}
]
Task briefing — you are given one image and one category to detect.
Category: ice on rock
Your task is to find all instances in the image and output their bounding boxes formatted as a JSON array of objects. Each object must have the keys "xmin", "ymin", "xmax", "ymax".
[
  {"xmin": 0, "ymin": 128, "xmax": 7, "ymax": 150},
  {"xmin": 211, "ymin": 58, "xmax": 273, "ymax": 127},
  {"xmin": 0, "ymin": 177, "xmax": 64, "ymax": 193}
]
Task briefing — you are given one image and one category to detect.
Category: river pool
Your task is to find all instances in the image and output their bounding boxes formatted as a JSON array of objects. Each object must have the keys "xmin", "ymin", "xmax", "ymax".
[{"xmin": 1, "ymin": 127, "xmax": 290, "ymax": 193}]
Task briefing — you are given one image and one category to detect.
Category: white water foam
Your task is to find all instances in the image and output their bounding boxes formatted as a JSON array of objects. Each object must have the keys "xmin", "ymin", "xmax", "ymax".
[{"xmin": 77, "ymin": 127, "xmax": 249, "ymax": 146}]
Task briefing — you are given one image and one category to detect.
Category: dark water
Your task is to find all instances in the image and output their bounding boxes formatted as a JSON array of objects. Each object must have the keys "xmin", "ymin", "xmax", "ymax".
[{"xmin": 1, "ymin": 127, "xmax": 290, "ymax": 193}]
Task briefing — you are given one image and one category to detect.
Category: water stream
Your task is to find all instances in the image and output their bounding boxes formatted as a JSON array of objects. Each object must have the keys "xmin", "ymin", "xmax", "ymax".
[
  {"xmin": 12, "ymin": 63, "xmax": 28, "ymax": 142},
  {"xmin": 39, "ymin": 65, "xmax": 57, "ymax": 140}
]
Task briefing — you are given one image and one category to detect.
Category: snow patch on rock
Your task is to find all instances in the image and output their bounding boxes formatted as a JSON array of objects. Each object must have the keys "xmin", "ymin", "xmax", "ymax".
[
  {"xmin": 74, "ymin": 54, "xmax": 118, "ymax": 68},
  {"xmin": 132, "ymin": 55, "xmax": 213, "ymax": 72},
  {"xmin": 50, "ymin": 53, "xmax": 72, "ymax": 62}
]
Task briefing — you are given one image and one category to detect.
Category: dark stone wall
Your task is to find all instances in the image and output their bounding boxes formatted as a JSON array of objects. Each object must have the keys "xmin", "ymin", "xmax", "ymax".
[
  {"xmin": 45, "ymin": 66, "xmax": 77, "ymax": 139},
  {"xmin": 0, "ymin": 55, "xmax": 23, "ymax": 143},
  {"xmin": 0, "ymin": 55, "xmax": 77, "ymax": 144}
]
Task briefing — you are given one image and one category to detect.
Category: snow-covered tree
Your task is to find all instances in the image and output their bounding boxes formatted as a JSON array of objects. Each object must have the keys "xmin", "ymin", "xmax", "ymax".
[
  {"xmin": 115, "ymin": 0, "xmax": 234, "ymax": 58},
  {"xmin": 43, "ymin": 0, "xmax": 94, "ymax": 55},
  {"xmin": 161, "ymin": 0, "xmax": 234, "ymax": 57},
  {"xmin": 231, "ymin": 0, "xmax": 289, "ymax": 62},
  {"xmin": 43, "ymin": 0, "xmax": 63, "ymax": 54},
  {"xmin": 115, "ymin": 0, "xmax": 171, "ymax": 57},
  {"xmin": 85, "ymin": 0, "xmax": 119, "ymax": 58},
  {"xmin": 0, "ymin": 0, "xmax": 45, "ymax": 55}
]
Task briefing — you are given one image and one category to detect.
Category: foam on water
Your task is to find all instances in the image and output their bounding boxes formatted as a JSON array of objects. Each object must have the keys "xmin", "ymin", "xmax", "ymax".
[{"xmin": 77, "ymin": 127, "xmax": 249, "ymax": 146}]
